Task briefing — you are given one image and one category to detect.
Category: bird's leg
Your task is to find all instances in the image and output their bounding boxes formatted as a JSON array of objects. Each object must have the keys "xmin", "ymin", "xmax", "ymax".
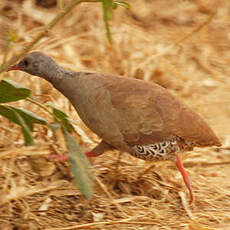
[
  {"xmin": 85, "ymin": 151, "xmax": 101, "ymax": 157},
  {"xmin": 86, "ymin": 141, "xmax": 113, "ymax": 157},
  {"xmin": 47, "ymin": 141, "xmax": 112, "ymax": 162},
  {"xmin": 175, "ymin": 153, "xmax": 194, "ymax": 203},
  {"xmin": 47, "ymin": 154, "xmax": 69, "ymax": 162}
]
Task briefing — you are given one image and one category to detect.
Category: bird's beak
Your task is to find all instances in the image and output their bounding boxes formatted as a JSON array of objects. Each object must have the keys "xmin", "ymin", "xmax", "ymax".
[{"xmin": 7, "ymin": 64, "xmax": 21, "ymax": 71}]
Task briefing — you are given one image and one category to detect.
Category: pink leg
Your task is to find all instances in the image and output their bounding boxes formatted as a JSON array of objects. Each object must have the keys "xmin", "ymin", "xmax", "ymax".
[
  {"xmin": 86, "ymin": 141, "xmax": 111, "ymax": 157},
  {"xmin": 85, "ymin": 152, "xmax": 101, "ymax": 157},
  {"xmin": 47, "ymin": 151, "xmax": 101, "ymax": 162},
  {"xmin": 47, "ymin": 141, "xmax": 110, "ymax": 161},
  {"xmin": 175, "ymin": 153, "xmax": 194, "ymax": 204},
  {"xmin": 47, "ymin": 154, "xmax": 69, "ymax": 162}
]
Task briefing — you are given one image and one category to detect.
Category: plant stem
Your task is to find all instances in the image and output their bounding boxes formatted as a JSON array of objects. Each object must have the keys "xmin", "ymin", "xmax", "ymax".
[
  {"xmin": 0, "ymin": 0, "xmax": 98, "ymax": 75},
  {"xmin": 26, "ymin": 97, "xmax": 53, "ymax": 115},
  {"xmin": 174, "ymin": 11, "xmax": 216, "ymax": 46}
]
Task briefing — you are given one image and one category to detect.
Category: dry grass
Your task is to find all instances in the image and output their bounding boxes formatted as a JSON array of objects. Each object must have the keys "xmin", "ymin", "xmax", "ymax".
[{"xmin": 1, "ymin": 0, "xmax": 230, "ymax": 229}]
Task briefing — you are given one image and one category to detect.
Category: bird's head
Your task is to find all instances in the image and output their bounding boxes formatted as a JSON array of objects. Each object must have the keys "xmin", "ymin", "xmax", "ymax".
[{"xmin": 8, "ymin": 52, "xmax": 59, "ymax": 79}]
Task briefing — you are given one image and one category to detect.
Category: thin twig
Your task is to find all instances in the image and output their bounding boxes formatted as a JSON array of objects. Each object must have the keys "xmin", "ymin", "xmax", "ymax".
[
  {"xmin": 114, "ymin": 151, "xmax": 122, "ymax": 173},
  {"xmin": 0, "ymin": 0, "xmax": 99, "ymax": 75},
  {"xmin": 174, "ymin": 11, "xmax": 216, "ymax": 46},
  {"xmin": 95, "ymin": 175, "xmax": 128, "ymax": 217},
  {"xmin": 137, "ymin": 163, "xmax": 156, "ymax": 179},
  {"xmin": 135, "ymin": 11, "xmax": 216, "ymax": 70},
  {"xmin": 47, "ymin": 219, "xmax": 159, "ymax": 230},
  {"xmin": 178, "ymin": 191, "xmax": 194, "ymax": 220},
  {"xmin": 184, "ymin": 161, "xmax": 230, "ymax": 168},
  {"xmin": 26, "ymin": 97, "xmax": 53, "ymax": 115}
]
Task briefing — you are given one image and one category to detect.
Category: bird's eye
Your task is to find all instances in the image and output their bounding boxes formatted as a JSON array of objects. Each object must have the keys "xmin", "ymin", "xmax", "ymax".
[{"xmin": 23, "ymin": 59, "xmax": 29, "ymax": 67}]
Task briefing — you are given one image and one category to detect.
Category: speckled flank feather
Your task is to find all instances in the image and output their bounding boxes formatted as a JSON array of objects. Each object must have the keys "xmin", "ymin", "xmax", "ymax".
[{"xmin": 131, "ymin": 137, "xmax": 196, "ymax": 161}]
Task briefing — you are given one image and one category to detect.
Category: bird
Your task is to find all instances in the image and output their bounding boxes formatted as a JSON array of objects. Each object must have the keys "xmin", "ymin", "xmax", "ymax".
[{"xmin": 8, "ymin": 51, "xmax": 221, "ymax": 203}]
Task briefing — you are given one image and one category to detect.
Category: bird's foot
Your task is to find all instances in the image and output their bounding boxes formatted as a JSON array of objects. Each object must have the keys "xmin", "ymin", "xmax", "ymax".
[
  {"xmin": 85, "ymin": 151, "xmax": 101, "ymax": 157},
  {"xmin": 47, "ymin": 154, "xmax": 69, "ymax": 162},
  {"xmin": 47, "ymin": 152, "xmax": 100, "ymax": 161},
  {"xmin": 175, "ymin": 153, "xmax": 194, "ymax": 204}
]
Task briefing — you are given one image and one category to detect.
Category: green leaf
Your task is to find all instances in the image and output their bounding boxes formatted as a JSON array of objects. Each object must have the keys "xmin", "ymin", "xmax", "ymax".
[
  {"xmin": 111, "ymin": 2, "xmax": 118, "ymax": 9},
  {"xmin": 49, "ymin": 122, "xmax": 60, "ymax": 132},
  {"xmin": 64, "ymin": 131, "xmax": 94, "ymax": 201},
  {"xmin": 46, "ymin": 102, "xmax": 74, "ymax": 133},
  {"xmin": 0, "ymin": 79, "xmax": 31, "ymax": 103},
  {"xmin": 0, "ymin": 105, "xmax": 33, "ymax": 145},
  {"xmin": 0, "ymin": 105, "xmax": 47, "ymax": 145},
  {"xmin": 14, "ymin": 110, "xmax": 34, "ymax": 145},
  {"xmin": 16, "ymin": 107, "xmax": 47, "ymax": 130},
  {"xmin": 7, "ymin": 31, "xmax": 18, "ymax": 42}
]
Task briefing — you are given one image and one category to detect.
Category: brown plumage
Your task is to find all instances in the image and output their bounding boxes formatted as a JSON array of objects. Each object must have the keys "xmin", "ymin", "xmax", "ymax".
[{"xmin": 8, "ymin": 52, "xmax": 221, "ymax": 203}]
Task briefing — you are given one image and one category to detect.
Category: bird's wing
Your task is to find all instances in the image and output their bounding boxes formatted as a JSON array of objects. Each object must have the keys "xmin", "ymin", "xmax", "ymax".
[
  {"xmin": 104, "ymin": 76, "xmax": 170, "ymax": 146},
  {"xmin": 106, "ymin": 75, "xmax": 220, "ymax": 147}
]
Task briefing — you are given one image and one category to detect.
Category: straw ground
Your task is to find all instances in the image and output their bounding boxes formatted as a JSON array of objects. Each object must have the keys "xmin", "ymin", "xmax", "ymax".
[{"xmin": 1, "ymin": 0, "xmax": 230, "ymax": 229}]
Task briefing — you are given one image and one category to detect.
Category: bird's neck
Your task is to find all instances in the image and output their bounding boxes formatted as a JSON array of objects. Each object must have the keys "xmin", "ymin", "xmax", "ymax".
[
  {"xmin": 47, "ymin": 68, "xmax": 80, "ymax": 100},
  {"xmin": 44, "ymin": 66, "xmax": 74, "ymax": 86}
]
